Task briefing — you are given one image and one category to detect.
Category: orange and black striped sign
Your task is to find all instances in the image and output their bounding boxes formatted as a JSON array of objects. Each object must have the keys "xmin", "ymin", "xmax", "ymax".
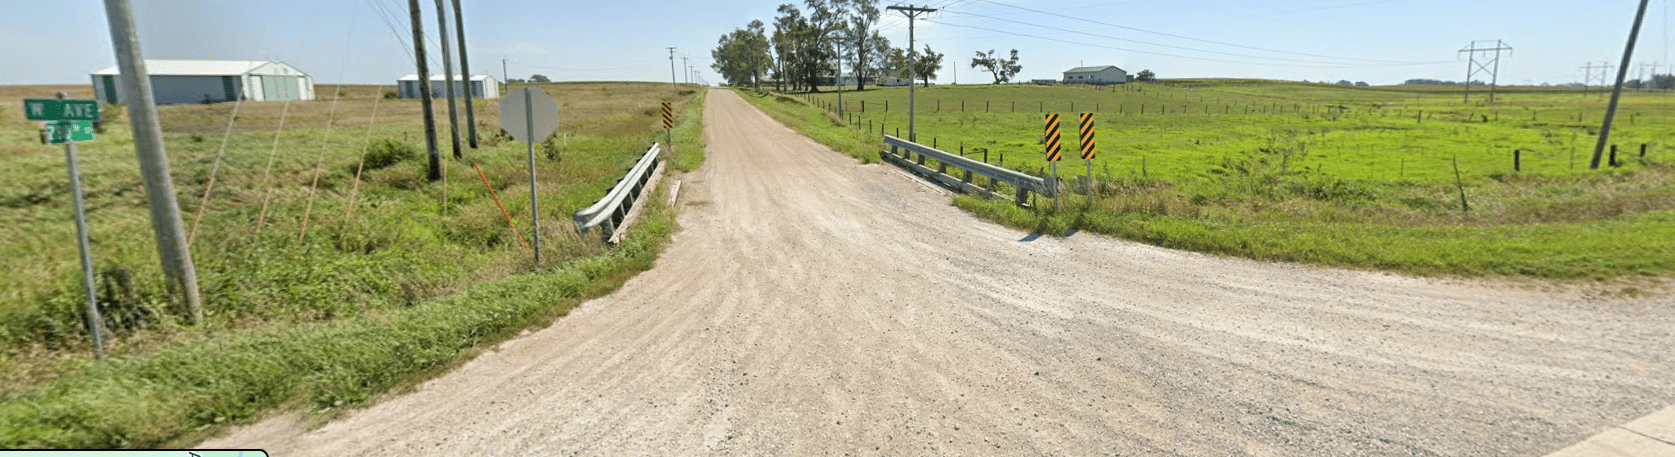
[
  {"xmin": 1077, "ymin": 113, "xmax": 1096, "ymax": 160},
  {"xmin": 1043, "ymin": 113, "xmax": 1062, "ymax": 162},
  {"xmin": 661, "ymin": 102, "xmax": 673, "ymax": 129}
]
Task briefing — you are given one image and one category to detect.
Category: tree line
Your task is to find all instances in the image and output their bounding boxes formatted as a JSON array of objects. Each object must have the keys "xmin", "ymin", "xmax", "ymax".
[{"xmin": 713, "ymin": 0, "xmax": 1043, "ymax": 92}]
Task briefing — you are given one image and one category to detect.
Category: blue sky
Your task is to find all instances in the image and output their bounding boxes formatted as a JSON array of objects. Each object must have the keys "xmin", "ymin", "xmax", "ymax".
[{"xmin": 1, "ymin": 0, "xmax": 1671, "ymax": 86}]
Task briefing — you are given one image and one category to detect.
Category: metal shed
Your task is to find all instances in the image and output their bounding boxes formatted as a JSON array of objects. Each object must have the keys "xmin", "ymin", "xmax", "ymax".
[
  {"xmin": 397, "ymin": 74, "xmax": 502, "ymax": 100},
  {"xmin": 90, "ymin": 59, "xmax": 314, "ymax": 104},
  {"xmin": 1061, "ymin": 65, "xmax": 1131, "ymax": 85}
]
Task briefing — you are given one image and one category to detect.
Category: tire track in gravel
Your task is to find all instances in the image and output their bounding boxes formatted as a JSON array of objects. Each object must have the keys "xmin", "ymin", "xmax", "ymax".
[{"xmin": 207, "ymin": 88, "xmax": 1674, "ymax": 456}]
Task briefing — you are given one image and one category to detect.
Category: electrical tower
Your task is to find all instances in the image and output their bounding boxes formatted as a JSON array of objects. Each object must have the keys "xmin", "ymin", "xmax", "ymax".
[
  {"xmin": 1581, "ymin": 61, "xmax": 1611, "ymax": 97},
  {"xmin": 886, "ymin": 4, "xmax": 937, "ymax": 141},
  {"xmin": 1459, "ymin": 40, "xmax": 1512, "ymax": 103}
]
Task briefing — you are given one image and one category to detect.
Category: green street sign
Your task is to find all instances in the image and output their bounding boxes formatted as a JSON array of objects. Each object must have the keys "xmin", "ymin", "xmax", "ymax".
[
  {"xmin": 23, "ymin": 99, "xmax": 100, "ymax": 121},
  {"xmin": 43, "ymin": 121, "xmax": 96, "ymax": 144}
]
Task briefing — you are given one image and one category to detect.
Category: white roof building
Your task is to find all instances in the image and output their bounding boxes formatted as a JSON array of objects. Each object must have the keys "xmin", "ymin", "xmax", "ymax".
[
  {"xmin": 91, "ymin": 59, "xmax": 314, "ymax": 104},
  {"xmin": 397, "ymin": 74, "xmax": 502, "ymax": 100},
  {"xmin": 1062, "ymin": 65, "xmax": 1131, "ymax": 85}
]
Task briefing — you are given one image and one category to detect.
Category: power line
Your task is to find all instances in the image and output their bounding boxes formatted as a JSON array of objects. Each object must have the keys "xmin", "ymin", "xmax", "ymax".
[
  {"xmin": 967, "ymin": 0, "xmax": 1421, "ymax": 64},
  {"xmin": 922, "ymin": 18, "xmax": 1448, "ymax": 69},
  {"xmin": 942, "ymin": 9, "xmax": 1414, "ymax": 66}
]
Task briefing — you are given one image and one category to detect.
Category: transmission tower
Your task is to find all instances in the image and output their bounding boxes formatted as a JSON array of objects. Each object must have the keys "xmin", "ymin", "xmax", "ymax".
[
  {"xmin": 1581, "ymin": 61, "xmax": 1611, "ymax": 96},
  {"xmin": 1459, "ymin": 40, "xmax": 1512, "ymax": 103}
]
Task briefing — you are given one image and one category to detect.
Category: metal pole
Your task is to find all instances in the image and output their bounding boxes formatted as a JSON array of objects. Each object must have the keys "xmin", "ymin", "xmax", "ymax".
[
  {"xmin": 451, "ymin": 0, "xmax": 479, "ymax": 148},
  {"xmin": 434, "ymin": 0, "xmax": 463, "ymax": 159},
  {"xmin": 58, "ymin": 94, "xmax": 104, "ymax": 361},
  {"xmin": 101, "ymin": 0, "xmax": 202, "ymax": 324},
  {"xmin": 1590, "ymin": 0, "xmax": 1653, "ymax": 169},
  {"xmin": 410, "ymin": 0, "xmax": 440, "ymax": 181},
  {"xmin": 1489, "ymin": 41, "xmax": 1502, "ymax": 102},
  {"xmin": 525, "ymin": 91, "xmax": 541, "ymax": 264}
]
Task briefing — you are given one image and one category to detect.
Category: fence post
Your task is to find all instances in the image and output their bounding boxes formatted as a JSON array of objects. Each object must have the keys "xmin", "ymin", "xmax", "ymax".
[
  {"xmin": 1641, "ymin": 143, "xmax": 1648, "ymax": 158},
  {"xmin": 1610, "ymin": 144, "xmax": 1619, "ymax": 167},
  {"xmin": 1514, "ymin": 149, "xmax": 1521, "ymax": 172}
]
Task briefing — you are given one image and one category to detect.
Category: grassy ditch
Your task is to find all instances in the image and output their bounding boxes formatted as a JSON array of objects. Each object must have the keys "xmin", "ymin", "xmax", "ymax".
[
  {"xmin": 743, "ymin": 84, "xmax": 1675, "ymax": 280},
  {"xmin": 0, "ymin": 82, "xmax": 706, "ymax": 447}
]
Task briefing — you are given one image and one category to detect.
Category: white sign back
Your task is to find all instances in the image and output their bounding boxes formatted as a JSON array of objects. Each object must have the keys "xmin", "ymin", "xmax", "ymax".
[{"xmin": 499, "ymin": 87, "xmax": 560, "ymax": 143}]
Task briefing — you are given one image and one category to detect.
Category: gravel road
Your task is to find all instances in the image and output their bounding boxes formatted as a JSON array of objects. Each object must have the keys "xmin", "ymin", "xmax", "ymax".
[{"xmin": 207, "ymin": 88, "xmax": 1675, "ymax": 456}]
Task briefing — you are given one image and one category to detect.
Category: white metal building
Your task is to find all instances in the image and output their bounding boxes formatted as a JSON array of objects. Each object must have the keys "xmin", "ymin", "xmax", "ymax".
[
  {"xmin": 397, "ymin": 74, "xmax": 502, "ymax": 100},
  {"xmin": 91, "ymin": 59, "xmax": 314, "ymax": 104},
  {"xmin": 1062, "ymin": 65, "xmax": 1131, "ymax": 85}
]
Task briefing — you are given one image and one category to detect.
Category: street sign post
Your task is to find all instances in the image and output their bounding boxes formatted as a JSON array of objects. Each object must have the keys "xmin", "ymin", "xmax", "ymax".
[
  {"xmin": 24, "ymin": 99, "xmax": 101, "ymax": 122},
  {"xmin": 499, "ymin": 87, "xmax": 560, "ymax": 264},
  {"xmin": 27, "ymin": 93, "xmax": 104, "ymax": 361}
]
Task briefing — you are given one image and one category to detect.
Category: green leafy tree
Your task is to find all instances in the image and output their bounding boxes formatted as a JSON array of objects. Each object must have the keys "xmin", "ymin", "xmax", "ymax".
[
  {"xmin": 529, "ymin": 74, "xmax": 551, "ymax": 83},
  {"xmin": 712, "ymin": 20, "xmax": 772, "ymax": 89},
  {"xmin": 1135, "ymin": 69, "xmax": 1156, "ymax": 81},
  {"xmin": 835, "ymin": 0, "xmax": 882, "ymax": 90},
  {"xmin": 969, "ymin": 49, "xmax": 1021, "ymax": 84},
  {"xmin": 912, "ymin": 45, "xmax": 944, "ymax": 87}
]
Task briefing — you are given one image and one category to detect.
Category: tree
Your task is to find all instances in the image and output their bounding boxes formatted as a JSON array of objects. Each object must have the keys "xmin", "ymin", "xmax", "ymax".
[
  {"xmin": 1651, "ymin": 73, "xmax": 1675, "ymax": 90},
  {"xmin": 1335, "ymin": 80, "xmax": 1354, "ymax": 86},
  {"xmin": 712, "ymin": 20, "xmax": 772, "ymax": 89},
  {"xmin": 529, "ymin": 74, "xmax": 551, "ymax": 83},
  {"xmin": 912, "ymin": 45, "xmax": 944, "ymax": 87},
  {"xmin": 835, "ymin": 0, "xmax": 881, "ymax": 90},
  {"xmin": 1355, "ymin": 81, "xmax": 1370, "ymax": 87},
  {"xmin": 1135, "ymin": 69, "xmax": 1156, "ymax": 81},
  {"xmin": 970, "ymin": 49, "xmax": 1021, "ymax": 84}
]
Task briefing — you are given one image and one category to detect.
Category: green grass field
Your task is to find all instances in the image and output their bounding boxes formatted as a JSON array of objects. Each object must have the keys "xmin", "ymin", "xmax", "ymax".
[
  {"xmin": 0, "ymin": 82, "xmax": 706, "ymax": 447},
  {"xmin": 742, "ymin": 81, "xmax": 1675, "ymax": 280}
]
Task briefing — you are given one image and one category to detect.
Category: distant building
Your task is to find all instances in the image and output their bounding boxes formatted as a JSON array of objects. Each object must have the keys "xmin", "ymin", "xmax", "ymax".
[
  {"xmin": 397, "ymin": 74, "xmax": 502, "ymax": 100},
  {"xmin": 1061, "ymin": 65, "xmax": 1130, "ymax": 85},
  {"xmin": 91, "ymin": 59, "xmax": 314, "ymax": 104},
  {"xmin": 879, "ymin": 76, "xmax": 912, "ymax": 86}
]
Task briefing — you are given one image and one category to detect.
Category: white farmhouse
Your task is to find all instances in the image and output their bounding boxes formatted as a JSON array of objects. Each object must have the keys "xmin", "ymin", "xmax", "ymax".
[
  {"xmin": 397, "ymin": 74, "xmax": 502, "ymax": 100},
  {"xmin": 91, "ymin": 60, "xmax": 314, "ymax": 104},
  {"xmin": 1061, "ymin": 65, "xmax": 1131, "ymax": 85}
]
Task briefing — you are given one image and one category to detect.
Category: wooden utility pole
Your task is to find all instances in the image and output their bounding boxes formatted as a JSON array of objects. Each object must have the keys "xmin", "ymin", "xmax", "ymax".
[
  {"xmin": 101, "ymin": 0, "xmax": 202, "ymax": 323},
  {"xmin": 887, "ymin": 4, "xmax": 937, "ymax": 142},
  {"xmin": 409, "ymin": 0, "xmax": 440, "ymax": 180},
  {"xmin": 451, "ymin": 0, "xmax": 479, "ymax": 148},
  {"xmin": 1590, "ymin": 0, "xmax": 1653, "ymax": 169},
  {"xmin": 434, "ymin": 0, "xmax": 463, "ymax": 159}
]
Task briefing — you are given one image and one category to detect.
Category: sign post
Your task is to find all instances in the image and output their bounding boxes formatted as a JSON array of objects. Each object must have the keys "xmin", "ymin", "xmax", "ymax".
[
  {"xmin": 30, "ymin": 93, "xmax": 104, "ymax": 360},
  {"xmin": 1044, "ymin": 113, "xmax": 1063, "ymax": 209},
  {"xmin": 1078, "ymin": 113, "xmax": 1096, "ymax": 205},
  {"xmin": 499, "ymin": 87, "xmax": 560, "ymax": 263},
  {"xmin": 661, "ymin": 102, "xmax": 674, "ymax": 148}
]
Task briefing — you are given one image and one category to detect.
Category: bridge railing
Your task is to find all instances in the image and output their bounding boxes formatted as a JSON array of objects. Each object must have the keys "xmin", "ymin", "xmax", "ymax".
[
  {"xmin": 880, "ymin": 135, "xmax": 1056, "ymax": 202},
  {"xmin": 573, "ymin": 142, "xmax": 661, "ymax": 241}
]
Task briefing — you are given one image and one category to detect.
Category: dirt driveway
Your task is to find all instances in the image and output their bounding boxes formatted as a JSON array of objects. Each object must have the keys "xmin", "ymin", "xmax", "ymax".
[{"xmin": 207, "ymin": 88, "xmax": 1674, "ymax": 456}]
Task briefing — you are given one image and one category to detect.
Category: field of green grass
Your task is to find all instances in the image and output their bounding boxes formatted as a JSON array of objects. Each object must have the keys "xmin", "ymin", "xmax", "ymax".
[
  {"xmin": 743, "ymin": 81, "xmax": 1675, "ymax": 280},
  {"xmin": 0, "ymin": 82, "xmax": 706, "ymax": 447}
]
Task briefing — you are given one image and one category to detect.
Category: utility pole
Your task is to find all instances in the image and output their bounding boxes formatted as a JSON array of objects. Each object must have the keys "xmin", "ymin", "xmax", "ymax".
[
  {"xmin": 668, "ymin": 47, "xmax": 678, "ymax": 88},
  {"xmin": 434, "ymin": 0, "xmax": 463, "ymax": 159},
  {"xmin": 1459, "ymin": 40, "xmax": 1511, "ymax": 103},
  {"xmin": 409, "ymin": 0, "xmax": 440, "ymax": 180},
  {"xmin": 682, "ymin": 57, "xmax": 690, "ymax": 84},
  {"xmin": 887, "ymin": 4, "xmax": 936, "ymax": 142},
  {"xmin": 101, "ymin": 0, "xmax": 202, "ymax": 323},
  {"xmin": 502, "ymin": 57, "xmax": 509, "ymax": 84},
  {"xmin": 451, "ymin": 0, "xmax": 478, "ymax": 148},
  {"xmin": 1590, "ymin": 0, "xmax": 1653, "ymax": 170}
]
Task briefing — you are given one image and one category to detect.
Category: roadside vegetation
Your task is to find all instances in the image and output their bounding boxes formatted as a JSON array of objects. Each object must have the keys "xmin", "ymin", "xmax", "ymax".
[
  {"xmin": 741, "ymin": 81, "xmax": 1675, "ymax": 280},
  {"xmin": 0, "ymin": 82, "xmax": 706, "ymax": 447}
]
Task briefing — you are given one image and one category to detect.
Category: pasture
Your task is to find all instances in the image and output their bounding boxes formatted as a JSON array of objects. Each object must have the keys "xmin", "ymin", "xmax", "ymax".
[{"xmin": 745, "ymin": 81, "xmax": 1675, "ymax": 280}]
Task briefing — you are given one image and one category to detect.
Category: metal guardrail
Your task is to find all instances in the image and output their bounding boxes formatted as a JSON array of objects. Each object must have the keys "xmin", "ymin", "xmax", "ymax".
[
  {"xmin": 881, "ymin": 135, "xmax": 1057, "ymax": 201},
  {"xmin": 573, "ymin": 142, "xmax": 661, "ymax": 241}
]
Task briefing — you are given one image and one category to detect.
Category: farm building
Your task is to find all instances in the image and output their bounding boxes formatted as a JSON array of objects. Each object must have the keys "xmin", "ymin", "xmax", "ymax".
[
  {"xmin": 397, "ymin": 74, "xmax": 502, "ymax": 100},
  {"xmin": 91, "ymin": 59, "xmax": 314, "ymax": 104},
  {"xmin": 1062, "ymin": 65, "xmax": 1130, "ymax": 84}
]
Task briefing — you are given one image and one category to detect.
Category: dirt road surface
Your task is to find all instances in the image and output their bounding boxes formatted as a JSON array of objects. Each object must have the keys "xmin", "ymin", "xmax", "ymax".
[{"xmin": 208, "ymin": 88, "xmax": 1674, "ymax": 455}]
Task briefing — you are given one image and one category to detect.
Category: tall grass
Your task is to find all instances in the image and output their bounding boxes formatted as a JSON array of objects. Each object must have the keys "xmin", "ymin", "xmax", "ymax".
[{"xmin": 0, "ymin": 82, "xmax": 707, "ymax": 447}]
